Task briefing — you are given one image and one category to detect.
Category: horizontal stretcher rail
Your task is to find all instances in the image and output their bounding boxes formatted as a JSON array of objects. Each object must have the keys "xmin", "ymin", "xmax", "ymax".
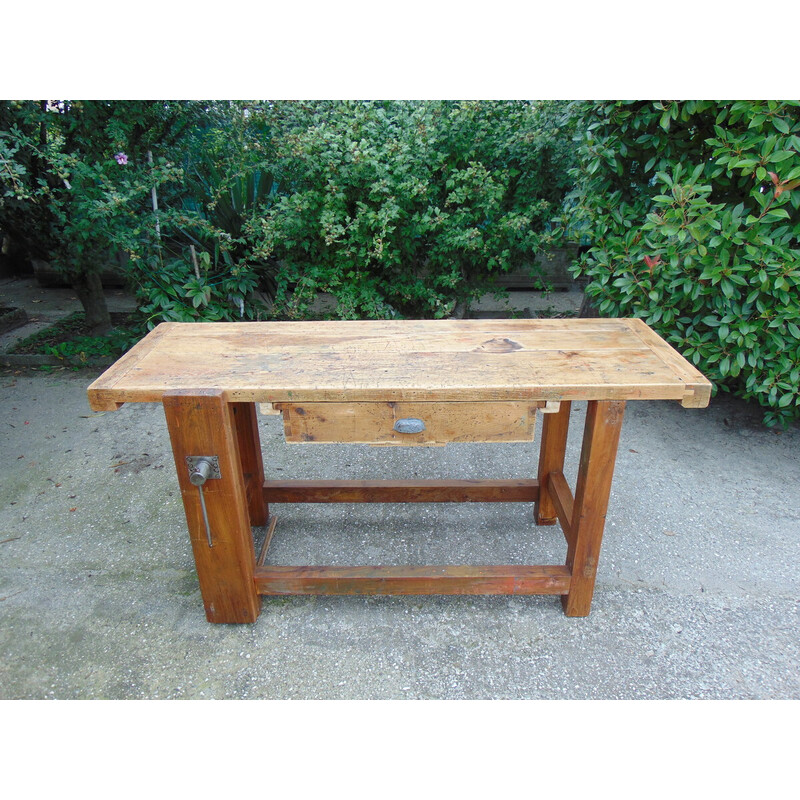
[
  {"xmin": 262, "ymin": 479, "xmax": 539, "ymax": 504},
  {"xmin": 254, "ymin": 564, "xmax": 571, "ymax": 596}
]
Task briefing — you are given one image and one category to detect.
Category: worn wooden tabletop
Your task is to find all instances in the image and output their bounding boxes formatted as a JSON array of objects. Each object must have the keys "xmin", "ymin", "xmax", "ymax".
[{"xmin": 87, "ymin": 318, "xmax": 712, "ymax": 411}]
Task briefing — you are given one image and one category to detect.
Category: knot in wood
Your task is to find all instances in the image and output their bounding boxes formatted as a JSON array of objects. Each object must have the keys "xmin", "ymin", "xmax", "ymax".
[{"xmin": 472, "ymin": 337, "xmax": 522, "ymax": 354}]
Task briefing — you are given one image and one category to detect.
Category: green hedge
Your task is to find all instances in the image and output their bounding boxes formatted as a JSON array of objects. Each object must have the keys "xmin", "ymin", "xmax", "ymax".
[
  {"xmin": 568, "ymin": 101, "xmax": 800, "ymax": 426},
  {"xmin": 248, "ymin": 100, "xmax": 575, "ymax": 319}
]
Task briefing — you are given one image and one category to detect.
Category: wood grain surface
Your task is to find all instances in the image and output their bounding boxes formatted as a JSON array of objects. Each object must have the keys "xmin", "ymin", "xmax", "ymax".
[
  {"xmin": 87, "ymin": 319, "xmax": 712, "ymax": 410},
  {"xmin": 562, "ymin": 400, "xmax": 626, "ymax": 617},
  {"xmin": 254, "ymin": 564, "xmax": 572, "ymax": 596},
  {"xmin": 278, "ymin": 400, "xmax": 541, "ymax": 444},
  {"xmin": 261, "ymin": 479, "xmax": 540, "ymax": 504},
  {"xmin": 162, "ymin": 389, "xmax": 260, "ymax": 623}
]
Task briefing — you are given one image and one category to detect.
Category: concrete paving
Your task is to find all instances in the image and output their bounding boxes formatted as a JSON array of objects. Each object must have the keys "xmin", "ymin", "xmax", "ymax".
[{"xmin": 1, "ymin": 278, "xmax": 798, "ymax": 699}]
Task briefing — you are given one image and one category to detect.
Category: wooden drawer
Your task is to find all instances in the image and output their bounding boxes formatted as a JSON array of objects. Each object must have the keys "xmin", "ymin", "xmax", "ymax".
[{"xmin": 272, "ymin": 401, "xmax": 546, "ymax": 445}]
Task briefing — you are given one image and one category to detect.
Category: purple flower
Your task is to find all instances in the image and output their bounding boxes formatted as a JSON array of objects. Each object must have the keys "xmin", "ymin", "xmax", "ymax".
[{"xmin": 114, "ymin": 152, "xmax": 128, "ymax": 165}]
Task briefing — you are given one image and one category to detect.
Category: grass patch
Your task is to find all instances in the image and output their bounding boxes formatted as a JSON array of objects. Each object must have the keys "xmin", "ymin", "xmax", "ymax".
[{"xmin": 9, "ymin": 311, "xmax": 145, "ymax": 363}]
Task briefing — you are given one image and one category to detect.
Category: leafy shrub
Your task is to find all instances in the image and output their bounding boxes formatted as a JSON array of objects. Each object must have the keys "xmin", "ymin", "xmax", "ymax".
[
  {"xmin": 125, "ymin": 101, "xmax": 293, "ymax": 327},
  {"xmin": 1, "ymin": 101, "xmax": 197, "ymax": 333},
  {"xmin": 130, "ymin": 251, "xmax": 262, "ymax": 325},
  {"xmin": 1, "ymin": 101, "xmax": 275, "ymax": 331},
  {"xmin": 568, "ymin": 101, "xmax": 800, "ymax": 426},
  {"xmin": 108, "ymin": 102, "xmax": 280, "ymax": 327},
  {"xmin": 249, "ymin": 100, "xmax": 575, "ymax": 319}
]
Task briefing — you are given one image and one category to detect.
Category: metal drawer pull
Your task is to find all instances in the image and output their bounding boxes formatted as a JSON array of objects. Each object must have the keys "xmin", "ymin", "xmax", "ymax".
[{"xmin": 393, "ymin": 417, "xmax": 426, "ymax": 434}]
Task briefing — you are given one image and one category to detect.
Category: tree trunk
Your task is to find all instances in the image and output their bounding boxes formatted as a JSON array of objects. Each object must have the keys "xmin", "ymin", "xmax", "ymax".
[
  {"xmin": 71, "ymin": 270, "xmax": 112, "ymax": 335},
  {"xmin": 579, "ymin": 292, "xmax": 600, "ymax": 319},
  {"xmin": 450, "ymin": 298, "xmax": 468, "ymax": 319}
]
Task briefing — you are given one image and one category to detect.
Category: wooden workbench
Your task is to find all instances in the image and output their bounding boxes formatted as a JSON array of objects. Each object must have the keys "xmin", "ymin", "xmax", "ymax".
[{"xmin": 88, "ymin": 318, "xmax": 711, "ymax": 623}]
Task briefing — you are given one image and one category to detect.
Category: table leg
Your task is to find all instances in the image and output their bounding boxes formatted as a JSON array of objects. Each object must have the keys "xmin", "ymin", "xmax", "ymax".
[
  {"xmin": 562, "ymin": 400, "xmax": 625, "ymax": 616},
  {"xmin": 535, "ymin": 400, "xmax": 571, "ymax": 525},
  {"xmin": 231, "ymin": 402, "xmax": 269, "ymax": 527},
  {"xmin": 163, "ymin": 389, "xmax": 260, "ymax": 624}
]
